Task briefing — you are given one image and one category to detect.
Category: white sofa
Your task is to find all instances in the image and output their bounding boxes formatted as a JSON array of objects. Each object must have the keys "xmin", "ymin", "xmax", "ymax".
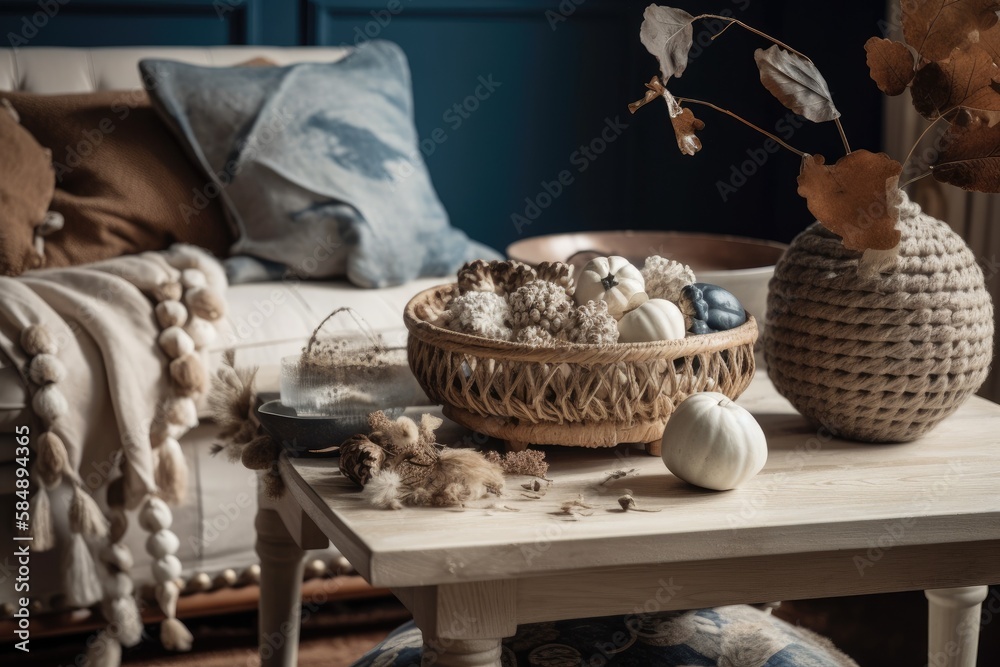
[{"xmin": 0, "ymin": 46, "xmax": 444, "ymax": 622}]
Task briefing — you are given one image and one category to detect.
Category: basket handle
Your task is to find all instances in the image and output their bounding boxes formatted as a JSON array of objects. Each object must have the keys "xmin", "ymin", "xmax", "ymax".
[{"xmin": 303, "ymin": 307, "xmax": 384, "ymax": 359}]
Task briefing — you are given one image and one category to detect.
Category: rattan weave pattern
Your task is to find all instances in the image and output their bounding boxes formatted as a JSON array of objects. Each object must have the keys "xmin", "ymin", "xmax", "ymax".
[{"xmin": 404, "ymin": 285, "xmax": 757, "ymax": 448}]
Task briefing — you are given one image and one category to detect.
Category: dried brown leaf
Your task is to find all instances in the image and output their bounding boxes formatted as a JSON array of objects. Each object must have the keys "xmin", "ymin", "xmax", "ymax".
[
  {"xmin": 864, "ymin": 38, "xmax": 915, "ymax": 96},
  {"xmin": 932, "ymin": 114, "xmax": 1000, "ymax": 192},
  {"xmin": 665, "ymin": 91, "xmax": 704, "ymax": 156},
  {"xmin": 796, "ymin": 150, "xmax": 903, "ymax": 252},
  {"xmin": 911, "ymin": 47, "xmax": 1000, "ymax": 124},
  {"xmin": 754, "ymin": 45, "xmax": 841, "ymax": 123},
  {"xmin": 902, "ymin": 0, "xmax": 1000, "ymax": 63},
  {"xmin": 973, "ymin": 21, "xmax": 1000, "ymax": 64},
  {"xmin": 639, "ymin": 5, "xmax": 695, "ymax": 81}
]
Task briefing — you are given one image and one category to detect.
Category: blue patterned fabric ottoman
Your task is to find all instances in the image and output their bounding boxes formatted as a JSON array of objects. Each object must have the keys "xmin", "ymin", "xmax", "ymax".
[{"xmin": 352, "ymin": 605, "xmax": 858, "ymax": 666}]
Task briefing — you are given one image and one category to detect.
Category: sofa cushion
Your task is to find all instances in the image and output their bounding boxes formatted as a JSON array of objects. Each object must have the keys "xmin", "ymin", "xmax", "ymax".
[
  {"xmin": 0, "ymin": 90, "xmax": 233, "ymax": 268},
  {"xmin": 353, "ymin": 609, "xmax": 859, "ymax": 667},
  {"xmin": 139, "ymin": 40, "xmax": 499, "ymax": 288},
  {"xmin": 212, "ymin": 276, "xmax": 443, "ymax": 398},
  {"xmin": 0, "ymin": 100, "xmax": 54, "ymax": 275}
]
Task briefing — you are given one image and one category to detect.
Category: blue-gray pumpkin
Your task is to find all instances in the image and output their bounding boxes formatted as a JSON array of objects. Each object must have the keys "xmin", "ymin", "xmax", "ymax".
[{"xmin": 682, "ymin": 282, "xmax": 747, "ymax": 333}]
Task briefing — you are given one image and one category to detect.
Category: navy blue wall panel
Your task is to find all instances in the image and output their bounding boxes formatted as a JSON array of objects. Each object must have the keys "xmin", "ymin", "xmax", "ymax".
[
  {"xmin": 0, "ymin": 0, "xmax": 275, "ymax": 45},
  {"xmin": 307, "ymin": 0, "xmax": 642, "ymax": 253},
  {"xmin": 304, "ymin": 0, "xmax": 885, "ymax": 253},
  {"xmin": 0, "ymin": 0, "xmax": 885, "ymax": 254}
]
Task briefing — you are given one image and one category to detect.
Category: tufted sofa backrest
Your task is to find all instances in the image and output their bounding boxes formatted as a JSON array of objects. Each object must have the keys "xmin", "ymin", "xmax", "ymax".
[{"xmin": 0, "ymin": 47, "xmax": 349, "ymax": 93}]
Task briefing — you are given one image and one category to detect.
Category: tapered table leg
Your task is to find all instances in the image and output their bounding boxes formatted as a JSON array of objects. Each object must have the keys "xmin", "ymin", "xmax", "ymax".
[
  {"xmin": 256, "ymin": 507, "xmax": 306, "ymax": 667},
  {"xmin": 926, "ymin": 586, "xmax": 988, "ymax": 667},
  {"xmin": 394, "ymin": 581, "xmax": 516, "ymax": 667},
  {"xmin": 422, "ymin": 638, "xmax": 504, "ymax": 666}
]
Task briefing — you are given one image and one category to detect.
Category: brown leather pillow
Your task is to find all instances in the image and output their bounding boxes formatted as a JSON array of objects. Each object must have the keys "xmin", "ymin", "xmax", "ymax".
[
  {"xmin": 0, "ymin": 90, "xmax": 233, "ymax": 268},
  {"xmin": 0, "ymin": 100, "xmax": 54, "ymax": 275}
]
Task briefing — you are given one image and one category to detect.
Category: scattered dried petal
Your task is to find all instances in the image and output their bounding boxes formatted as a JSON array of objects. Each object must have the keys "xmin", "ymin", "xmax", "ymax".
[
  {"xmin": 555, "ymin": 495, "xmax": 596, "ymax": 515},
  {"xmin": 614, "ymin": 491, "xmax": 662, "ymax": 513},
  {"xmin": 600, "ymin": 468, "xmax": 637, "ymax": 486}
]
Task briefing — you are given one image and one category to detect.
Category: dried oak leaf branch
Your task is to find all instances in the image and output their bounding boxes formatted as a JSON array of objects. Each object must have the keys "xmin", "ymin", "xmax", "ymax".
[
  {"xmin": 974, "ymin": 21, "xmax": 1000, "ymax": 65},
  {"xmin": 754, "ymin": 45, "xmax": 841, "ymax": 123},
  {"xmin": 901, "ymin": 0, "xmax": 1000, "ymax": 63},
  {"xmin": 932, "ymin": 114, "xmax": 1000, "ymax": 192},
  {"xmin": 796, "ymin": 150, "xmax": 904, "ymax": 253},
  {"xmin": 628, "ymin": 77, "xmax": 705, "ymax": 156},
  {"xmin": 910, "ymin": 47, "xmax": 1000, "ymax": 125},
  {"xmin": 639, "ymin": 5, "xmax": 695, "ymax": 80},
  {"xmin": 864, "ymin": 37, "xmax": 916, "ymax": 96}
]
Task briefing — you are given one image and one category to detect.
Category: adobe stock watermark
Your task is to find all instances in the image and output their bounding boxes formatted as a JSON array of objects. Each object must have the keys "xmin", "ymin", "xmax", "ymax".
[
  {"xmin": 686, "ymin": 1, "xmax": 753, "ymax": 65},
  {"xmin": 181, "ymin": 105, "xmax": 294, "ymax": 223},
  {"xmin": 255, "ymin": 570, "xmax": 350, "ymax": 666},
  {"xmin": 727, "ymin": 425, "xmax": 833, "ymax": 528},
  {"xmin": 979, "ymin": 254, "xmax": 1000, "ymax": 284},
  {"xmin": 51, "ymin": 69, "xmax": 174, "ymax": 183},
  {"xmin": 220, "ymin": 232, "xmax": 343, "ymax": 346},
  {"xmin": 388, "ymin": 74, "xmax": 502, "ymax": 187},
  {"xmin": 420, "ymin": 609, "xmax": 485, "ymax": 665},
  {"xmin": 511, "ymin": 115, "xmax": 629, "ymax": 234},
  {"xmin": 346, "ymin": 0, "xmax": 414, "ymax": 46},
  {"xmin": 6, "ymin": 0, "xmax": 70, "ymax": 48},
  {"xmin": 573, "ymin": 578, "xmax": 683, "ymax": 667},
  {"xmin": 188, "ymin": 493, "xmax": 254, "ymax": 552},
  {"xmin": 925, "ymin": 587, "xmax": 1000, "ymax": 667},
  {"xmin": 545, "ymin": 0, "xmax": 586, "ymax": 30},
  {"xmin": 853, "ymin": 458, "xmax": 966, "ymax": 576},
  {"xmin": 716, "ymin": 111, "xmax": 806, "ymax": 202}
]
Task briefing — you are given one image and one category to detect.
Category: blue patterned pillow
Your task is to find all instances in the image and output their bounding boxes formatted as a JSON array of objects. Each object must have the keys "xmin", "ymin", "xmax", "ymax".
[
  {"xmin": 352, "ymin": 606, "xmax": 858, "ymax": 667},
  {"xmin": 139, "ymin": 42, "xmax": 499, "ymax": 288}
]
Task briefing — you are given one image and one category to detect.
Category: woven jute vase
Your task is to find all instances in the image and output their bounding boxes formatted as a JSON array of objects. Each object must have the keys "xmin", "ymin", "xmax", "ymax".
[{"xmin": 765, "ymin": 194, "xmax": 994, "ymax": 443}]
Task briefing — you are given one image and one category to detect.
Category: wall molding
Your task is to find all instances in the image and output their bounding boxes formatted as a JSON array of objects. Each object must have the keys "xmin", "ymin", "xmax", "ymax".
[{"xmin": 0, "ymin": 0, "xmax": 264, "ymax": 44}]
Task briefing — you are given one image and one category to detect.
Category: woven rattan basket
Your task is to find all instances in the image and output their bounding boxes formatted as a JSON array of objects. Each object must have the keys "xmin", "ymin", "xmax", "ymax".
[{"xmin": 404, "ymin": 284, "xmax": 758, "ymax": 455}]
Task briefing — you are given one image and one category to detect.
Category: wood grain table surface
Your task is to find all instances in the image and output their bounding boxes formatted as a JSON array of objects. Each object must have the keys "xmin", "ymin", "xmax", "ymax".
[{"xmin": 259, "ymin": 374, "xmax": 1000, "ymax": 667}]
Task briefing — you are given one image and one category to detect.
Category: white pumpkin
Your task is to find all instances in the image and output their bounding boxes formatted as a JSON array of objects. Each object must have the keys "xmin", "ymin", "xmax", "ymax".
[
  {"xmin": 575, "ymin": 256, "xmax": 647, "ymax": 319},
  {"xmin": 617, "ymin": 299, "xmax": 685, "ymax": 342},
  {"xmin": 661, "ymin": 392, "xmax": 767, "ymax": 490}
]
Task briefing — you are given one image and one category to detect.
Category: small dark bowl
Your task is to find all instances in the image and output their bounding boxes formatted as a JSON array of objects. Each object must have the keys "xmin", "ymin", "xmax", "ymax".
[{"xmin": 256, "ymin": 400, "xmax": 402, "ymax": 453}]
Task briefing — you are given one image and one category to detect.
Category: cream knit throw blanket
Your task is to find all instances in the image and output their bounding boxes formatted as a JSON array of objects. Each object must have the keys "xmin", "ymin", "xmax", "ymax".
[{"xmin": 0, "ymin": 245, "xmax": 226, "ymax": 665}]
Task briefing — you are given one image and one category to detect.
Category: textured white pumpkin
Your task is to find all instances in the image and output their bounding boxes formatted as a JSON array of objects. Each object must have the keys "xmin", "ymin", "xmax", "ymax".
[
  {"xmin": 661, "ymin": 392, "xmax": 767, "ymax": 490},
  {"xmin": 617, "ymin": 299, "xmax": 686, "ymax": 342},
  {"xmin": 575, "ymin": 256, "xmax": 647, "ymax": 319}
]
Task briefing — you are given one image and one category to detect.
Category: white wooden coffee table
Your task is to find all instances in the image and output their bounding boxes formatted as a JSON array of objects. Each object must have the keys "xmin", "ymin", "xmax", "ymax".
[{"xmin": 255, "ymin": 374, "xmax": 1000, "ymax": 667}]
